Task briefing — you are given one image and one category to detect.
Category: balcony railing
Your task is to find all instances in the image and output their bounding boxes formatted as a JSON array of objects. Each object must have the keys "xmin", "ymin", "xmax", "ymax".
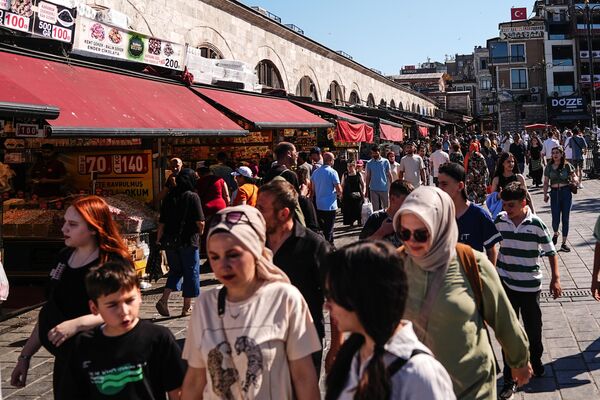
[
  {"xmin": 490, "ymin": 56, "xmax": 526, "ymax": 64},
  {"xmin": 552, "ymin": 58, "xmax": 574, "ymax": 66},
  {"xmin": 553, "ymin": 85, "xmax": 575, "ymax": 95}
]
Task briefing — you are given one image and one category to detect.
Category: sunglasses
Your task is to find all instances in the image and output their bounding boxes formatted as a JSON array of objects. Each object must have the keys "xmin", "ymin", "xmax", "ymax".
[
  {"xmin": 209, "ymin": 210, "xmax": 261, "ymax": 237},
  {"xmin": 398, "ymin": 227, "xmax": 430, "ymax": 243}
]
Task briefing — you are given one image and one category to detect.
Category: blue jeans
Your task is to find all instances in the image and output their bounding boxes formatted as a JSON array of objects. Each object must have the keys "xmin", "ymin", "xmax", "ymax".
[
  {"xmin": 165, "ymin": 246, "xmax": 200, "ymax": 298},
  {"xmin": 550, "ymin": 187, "xmax": 572, "ymax": 237}
]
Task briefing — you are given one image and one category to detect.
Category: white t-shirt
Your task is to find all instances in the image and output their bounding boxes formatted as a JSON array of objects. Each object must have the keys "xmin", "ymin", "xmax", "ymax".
[
  {"xmin": 389, "ymin": 161, "xmax": 401, "ymax": 183},
  {"xmin": 542, "ymin": 138, "xmax": 560, "ymax": 158},
  {"xmin": 564, "ymin": 137, "xmax": 573, "ymax": 160},
  {"xmin": 399, "ymin": 154, "xmax": 425, "ymax": 187},
  {"xmin": 183, "ymin": 281, "xmax": 321, "ymax": 400},
  {"xmin": 430, "ymin": 150, "xmax": 450, "ymax": 178}
]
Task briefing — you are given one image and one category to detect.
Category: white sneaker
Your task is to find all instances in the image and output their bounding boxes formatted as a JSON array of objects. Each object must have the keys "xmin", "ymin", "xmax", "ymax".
[{"xmin": 578, "ymin": 184, "xmax": 584, "ymax": 189}]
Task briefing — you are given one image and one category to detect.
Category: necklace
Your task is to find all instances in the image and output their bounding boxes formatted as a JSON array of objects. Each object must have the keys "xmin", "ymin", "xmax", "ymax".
[{"xmin": 70, "ymin": 248, "xmax": 99, "ymax": 268}]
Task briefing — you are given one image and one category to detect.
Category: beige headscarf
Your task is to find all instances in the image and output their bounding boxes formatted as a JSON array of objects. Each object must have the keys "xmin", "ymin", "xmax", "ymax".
[
  {"xmin": 207, "ymin": 205, "xmax": 290, "ymax": 284},
  {"xmin": 393, "ymin": 186, "xmax": 458, "ymax": 272}
]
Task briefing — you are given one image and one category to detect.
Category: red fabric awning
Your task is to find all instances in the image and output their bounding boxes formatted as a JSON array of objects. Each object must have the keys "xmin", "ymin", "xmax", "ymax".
[
  {"xmin": 295, "ymin": 102, "xmax": 372, "ymax": 125},
  {"xmin": 380, "ymin": 123, "xmax": 404, "ymax": 142},
  {"xmin": 336, "ymin": 120, "xmax": 374, "ymax": 143},
  {"xmin": 418, "ymin": 126, "xmax": 429, "ymax": 137},
  {"xmin": 196, "ymin": 88, "xmax": 332, "ymax": 129},
  {"xmin": 0, "ymin": 52, "xmax": 247, "ymax": 137}
]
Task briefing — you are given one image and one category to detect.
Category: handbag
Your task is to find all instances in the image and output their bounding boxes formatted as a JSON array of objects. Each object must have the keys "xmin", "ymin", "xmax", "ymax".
[
  {"xmin": 160, "ymin": 193, "xmax": 190, "ymax": 250},
  {"xmin": 569, "ymin": 181, "xmax": 578, "ymax": 195},
  {"xmin": 350, "ymin": 191, "xmax": 362, "ymax": 200}
]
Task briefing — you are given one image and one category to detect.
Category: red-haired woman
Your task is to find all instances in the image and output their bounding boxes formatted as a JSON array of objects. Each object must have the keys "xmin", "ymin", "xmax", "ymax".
[{"xmin": 11, "ymin": 195, "xmax": 132, "ymax": 398}]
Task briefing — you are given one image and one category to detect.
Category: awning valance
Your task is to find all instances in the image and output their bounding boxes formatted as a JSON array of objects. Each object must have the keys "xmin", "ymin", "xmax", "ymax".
[
  {"xmin": 0, "ymin": 51, "xmax": 247, "ymax": 137},
  {"xmin": 380, "ymin": 123, "xmax": 404, "ymax": 142},
  {"xmin": 294, "ymin": 102, "xmax": 374, "ymax": 126},
  {"xmin": 418, "ymin": 126, "xmax": 429, "ymax": 137},
  {"xmin": 336, "ymin": 120, "xmax": 374, "ymax": 143},
  {"xmin": 196, "ymin": 88, "xmax": 332, "ymax": 129}
]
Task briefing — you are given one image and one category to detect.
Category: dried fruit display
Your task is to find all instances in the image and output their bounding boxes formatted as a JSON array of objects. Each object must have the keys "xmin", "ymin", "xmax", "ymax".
[
  {"xmin": 90, "ymin": 23, "xmax": 105, "ymax": 41},
  {"xmin": 164, "ymin": 43, "xmax": 174, "ymax": 57},
  {"xmin": 148, "ymin": 38, "xmax": 161, "ymax": 55},
  {"xmin": 105, "ymin": 194, "xmax": 158, "ymax": 232},
  {"xmin": 11, "ymin": 0, "xmax": 33, "ymax": 17},
  {"xmin": 108, "ymin": 28, "xmax": 122, "ymax": 44}
]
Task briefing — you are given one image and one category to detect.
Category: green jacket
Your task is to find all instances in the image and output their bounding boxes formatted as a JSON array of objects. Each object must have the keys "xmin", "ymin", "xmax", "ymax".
[{"xmin": 402, "ymin": 250, "xmax": 529, "ymax": 400}]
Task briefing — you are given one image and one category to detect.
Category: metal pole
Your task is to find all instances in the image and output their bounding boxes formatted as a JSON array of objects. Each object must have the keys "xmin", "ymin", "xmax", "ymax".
[{"xmin": 588, "ymin": 3, "xmax": 597, "ymax": 129}]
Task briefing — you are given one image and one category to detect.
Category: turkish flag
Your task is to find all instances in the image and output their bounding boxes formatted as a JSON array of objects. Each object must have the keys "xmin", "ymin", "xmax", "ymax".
[{"xmin": 511, "ymin": 7, "xmax": 527, "ymax": 20}]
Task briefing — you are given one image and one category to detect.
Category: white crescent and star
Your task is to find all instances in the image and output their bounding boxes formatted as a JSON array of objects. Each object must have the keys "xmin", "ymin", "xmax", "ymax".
[{"xmin": 514, "ymin": 10, "xmax": 525, "ymax": 18}]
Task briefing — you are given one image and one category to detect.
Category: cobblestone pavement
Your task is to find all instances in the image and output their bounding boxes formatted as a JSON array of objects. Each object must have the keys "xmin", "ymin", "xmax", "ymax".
[{"xmin": 1, "ymin": 178, "xmax": 599, "ymax": 399}]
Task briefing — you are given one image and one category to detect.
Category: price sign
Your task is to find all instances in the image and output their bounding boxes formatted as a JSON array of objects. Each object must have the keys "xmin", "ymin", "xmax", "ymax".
[
  {"xmin": 51, "ymin": 24, "xmax": 71, "ymax": 42},
  {"xmin": 32, "ymin": 0, "xmax": 76, "ymax": 43},
  {"xmin": 16, "ymin": 123, "xmax": 43, "ymax": 137},
  {"xmin": 113, "ymin": 154, "xmax": 149, "ymax": 174},
  {"xmin": 78, "ymin": 154, "xmax": 149, "ymax": 175},
  {"xmin": 3, "ymin": 11, "xmax": 32, "ymax": 32},
  {"xmin": 78, "ymin": 155, "xmax": 112, "ymax": 175}
]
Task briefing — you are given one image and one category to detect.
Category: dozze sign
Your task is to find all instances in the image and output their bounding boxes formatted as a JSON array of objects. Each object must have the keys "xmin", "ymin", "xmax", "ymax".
[{"xmin": 549, "ymin": 97, "xmax": 586, "ymax": 114}]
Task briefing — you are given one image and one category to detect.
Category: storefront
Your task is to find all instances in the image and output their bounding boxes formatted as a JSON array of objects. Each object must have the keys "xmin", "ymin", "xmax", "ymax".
[{"xmin": 0, "ymin": 49, "xmax": 247, "ymax": 277}]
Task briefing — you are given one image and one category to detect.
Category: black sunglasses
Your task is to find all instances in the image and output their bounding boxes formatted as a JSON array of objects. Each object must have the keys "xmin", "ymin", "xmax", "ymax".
[
  {"xmin": 209, "ymin": 210, "xmax": 261, "ymax": 237},
  {"xmin": 398, "ymin": 227, "xmax": 430, "ymax": 243}
]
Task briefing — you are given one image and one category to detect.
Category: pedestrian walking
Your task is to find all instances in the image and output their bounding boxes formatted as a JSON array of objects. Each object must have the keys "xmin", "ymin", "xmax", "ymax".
[
  {"xmin": 257, "ymin": 179, "xmax": 333, "ymax": 372},
  {"xmin": 263, "ymin": 142, "xmax": 300, "ymax": 189},
  {"xmin": 542, "ymin": 130, "xmax": 560, "ymax": 164},
  {"xmin": 181, "ymin": 206, "xmax": 321, "ymax": 399},
  {"xmin": 311, "ymin": 152, "xmax": 343, "ymax": 245},
  {"xmin": 297, "ymin": 165, "xmax": 312, "ymax": 197},
  {"xmin": 527, "ymin": 136, "xmax": 545, "ymax": 187},
  {"xmin": 430, "ymin": 141, "xmax": 450, "ymax": 187},
  {"xmin": 393, "ymin": 186, "xmax": 531, "ymax": 399},
  {"xmin": 398, "ymin": 142, "xmax": 426, "ymax": 188},
  {"xmin": 543, "ymin": 146, "xmax": 578, "ymax": 252},
  {"xmin": 495, "ymin": 182, "xmax": 562, "ymax": 399},
  {"xmin": 591, "ymin": 215, "xmax": 600, "ymax": 300},
  {"xmin": 491, "ymin": 152, "xmax": 535, "ymax": 213},
  {"xmin": 481, "ymin": 138, "xmax": 498, "ymax": 183},
  {"xmin": 340, "ymin": 160, "xmax": 365, "ymax": 226},
  {"xmin": 231, "ymin": 166, "xmax": 259, "ymax": 207},
  {"xmin": 418, "ymin": 145, "xmax": 431, "ymax": 186},
  {"xmin": 156, "ymin": 157, "xmax": 183, "ymax": 204},
  {"xmin": 155, "ymin": 168, "xmax": 205, "ymax": 317},
  {"xmin": 510, "ymin": 133, "xmax": 527, "ymax": 174},
  {"xmin": 10, "ymin": 196, "xmax": 132, "ymax": 397},
  {"xmin": 500, "ymin": 131, "xmax": 513, "ymax": 153},
  {"xmin": 568, "ymin": 127, "xmax": 588, "ymax": 188},
  {"xmin": 366, "ymin": 144, "xmax": 393, "ymax": 211},
  {"xmin": 449, "ymin": 142, "xmax": 464, "ymax": 165},
  {"xmin": 387, "ymin": 150, "xmax": 401, "ymax": 183},
  {"xmin": 465, "ymin": 149, "xmax": 489, "ymax": 205},
  {"xmin": 323, "ymin": 241, "xmax": 455, "ymax": 400},
  {"xmin": 438, "ymin": 162, "xmax": 501, "ymax": 265}
]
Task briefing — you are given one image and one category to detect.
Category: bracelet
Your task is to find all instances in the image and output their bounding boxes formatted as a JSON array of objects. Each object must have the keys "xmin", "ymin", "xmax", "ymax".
[{"xmin": 18, "ymin": 354, "xmax": 32, "ymax": 361}]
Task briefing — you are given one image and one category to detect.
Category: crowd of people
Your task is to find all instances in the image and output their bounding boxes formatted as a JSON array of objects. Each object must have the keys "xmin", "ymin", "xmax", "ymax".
[{"xmin": 8, "ymin": 125, "xmax": 600, "ymax": 400}]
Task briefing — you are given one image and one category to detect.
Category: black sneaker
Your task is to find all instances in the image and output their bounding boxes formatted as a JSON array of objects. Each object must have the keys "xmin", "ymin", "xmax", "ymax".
[
  {"xmin": 532, "ymin": 363, "xmax": 546, "ymax": 377},
  {"xmin": 552, "ymin": 234, "xmax": 558, "ymax": 245},
  {"xmin": 499, "ymin": 382, "xmax": 517, "ymax": 400},
  {"xmin": 560, "ymin": 243, "xmax": 571, "ymax": 253}
]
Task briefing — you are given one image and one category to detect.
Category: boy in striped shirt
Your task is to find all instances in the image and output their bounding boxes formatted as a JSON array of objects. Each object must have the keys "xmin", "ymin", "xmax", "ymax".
[{"xmin": 495, "ymin": 182, "xmax": 562, "ymax": 399}]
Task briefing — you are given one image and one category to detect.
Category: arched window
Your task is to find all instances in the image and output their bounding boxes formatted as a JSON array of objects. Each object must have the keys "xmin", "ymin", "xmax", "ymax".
[
  {"xmin": 256, "ymin": 59, "xmax": 284, "ymax": 89},
  {"xmin": 417, "ymin": 105, "xmax": 421, "ymax": 114},
  {"xmin": 389, "ymin": 99, "xmax": 396, "ymax": 109},
  {"xmin": 349, "ymin": 90, "xmax": 360, "ymax": 105},
  {"xmin": 296, "ymin": 76, "xmax": 319, "ymax": 101},
  {"xmin": 366, "ymin": 93, "xmax": 375, "ymax": 107},
  {"xmin": 411, "ymin": 103, "xmax": 416, "ymax": 113},
  {"xmin": 197, "ymin": 44, "xmax": 223, "ymax": 59},
  {"xmin": 379, "ymin": 99, "xmax": 387, "ymax": 108},
  {"xmin": 326, "ymin": 81, "xmax": 344, "ymax": 105},
  {"xmin": 398, "ymin": 102, "xmax": 404, "ymax": 111}
]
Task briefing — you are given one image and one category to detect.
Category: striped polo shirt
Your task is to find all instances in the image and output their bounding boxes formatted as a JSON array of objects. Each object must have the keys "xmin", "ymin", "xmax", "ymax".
[{"xmin": 494, "ymin": 208, "xmax": 557, "ymax": 292}]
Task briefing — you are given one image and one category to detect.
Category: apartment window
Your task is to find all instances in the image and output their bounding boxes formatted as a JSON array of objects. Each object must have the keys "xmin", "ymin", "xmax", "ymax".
[
  {"xmin": 480, "ymin": 77, "xmax": 492, "ymax": 90},
  {"xmin": 553, "ymin": 72, "xmax": 575, "ymax": 95},
  {"xmin": 552, "ymin": 45, "xmax": 574, "ymax": 66},
  {"xmin": 480, "ymin": 58, "xmax": 488, "ymax": 69},
  {"xmin": 511, "ymin": 68, "xmax": 528, "ymax": 89},
  {"xmin": 490, "ymin": 42, "xmax": 508, "ymax": 63},
  {"xmin": 510, "ymin": 44, "xmax": 526, "ymax": 62}
]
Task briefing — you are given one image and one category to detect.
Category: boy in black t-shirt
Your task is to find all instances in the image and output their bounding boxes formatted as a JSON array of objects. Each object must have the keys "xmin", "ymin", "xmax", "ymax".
[{"xmin": 61, "ymin": 262, "xmax": 185, "ymax": 399}]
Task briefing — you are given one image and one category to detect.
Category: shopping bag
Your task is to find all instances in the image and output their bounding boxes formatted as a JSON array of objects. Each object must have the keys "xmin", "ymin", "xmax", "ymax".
[
  {"xmin": 0, "ymin": 261, "xmax": 8, "ymax": 302},
  {"xmin": 361, "ymin": 200, "xmax": 374, "ymax": 225}
]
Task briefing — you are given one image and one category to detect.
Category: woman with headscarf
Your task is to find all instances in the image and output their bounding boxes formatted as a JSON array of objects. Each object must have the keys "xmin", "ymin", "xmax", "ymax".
[
  {"xmin": 156, "ymin": 168, "xmax": 205, "ymax": 317},
  {"xmin": 465, "ymin": 149, "xmax": 489, "ymax": 205},
  {"xmin": 181, "ymin": 205, "xmax": 321, "ymax": 400},
  {"xmin": 393, "ymin": 187, "xmax": 531, "ymax": 400}
]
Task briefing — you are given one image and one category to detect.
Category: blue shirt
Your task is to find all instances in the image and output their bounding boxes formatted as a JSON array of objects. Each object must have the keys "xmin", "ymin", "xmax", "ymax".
[
  {"xmin": 366, "ymin": 157, "xmax": 391, "ymax": 192},
  {"xmin": 569, "ymin": 136, "xmax": 588, "ymax": 160},
  {"xmin": 457, "ymin": 203, "xmax": 502, "ymax": 252},
  {"xmin": 311, "ymin": 165, "xmax": 340, "ymax": 211}
]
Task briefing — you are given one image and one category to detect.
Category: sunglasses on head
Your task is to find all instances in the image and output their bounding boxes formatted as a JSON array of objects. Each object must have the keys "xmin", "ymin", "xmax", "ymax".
[
  {"xmin": 398, "ymin": 227, "xmax": 430, "ymax": 243},
  {"xmin": 209, "ymin": 210, "xmax": 261, "ymax": 237}
]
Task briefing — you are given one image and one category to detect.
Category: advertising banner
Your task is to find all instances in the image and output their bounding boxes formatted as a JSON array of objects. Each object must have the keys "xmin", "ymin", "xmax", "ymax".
[
  {"xmin": 0, "ymin": 0, "xmax": 76, "ymax": 43},
  {"xmin": 73, "ymin": 16, "xmax": 185, "ymax": 71},
  {"xmin": 548, "ymin": 96, "xmax": 587, "ymax": 115},
  {"xmin": 500, "ymin": 24, "xmax": 544, "ymax": 40},
  {"xmin": 61, "ymin": 149, "xmax": 153, "ymax": 202}
]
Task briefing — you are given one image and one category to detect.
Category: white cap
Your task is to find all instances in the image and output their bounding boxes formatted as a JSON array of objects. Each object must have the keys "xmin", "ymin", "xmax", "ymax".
[{"xmin": 232, "ymin": 166, "xmax": 253, "ymax": 178}]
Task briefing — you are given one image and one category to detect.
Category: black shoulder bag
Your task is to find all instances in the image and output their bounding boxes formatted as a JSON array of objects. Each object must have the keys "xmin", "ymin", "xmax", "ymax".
[{"xmin": 160, "ymin": 192, "xmax": 190, "ymax": 250}]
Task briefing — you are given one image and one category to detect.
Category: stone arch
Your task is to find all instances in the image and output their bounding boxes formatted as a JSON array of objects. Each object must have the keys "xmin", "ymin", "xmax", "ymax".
[
  {"xmin": 349, "ymin": 82, "xmax": 362, "ymax": 103},
  {"xmin": 296, "ymin": 76, "xmax": 319, "ymax": 101},
  {"xmin": 349, "ymin": 90, "xmax": 361, "ymax": 104},
  {"xmin": 295, "ymin": 65, "xmax": 322, "ymax": 101},
  {"xmin": 389, "ymin": 99, "xmax": 396, "ymax": 109},
  {"xmin": 184, "ymin": 26, "xmax": 235, "ymax": 59},
  {"xmin": 398, "ymin": 101, "xmax": 404, "ymax": 111},
  {"xmin": 256, "ymin": 59, "xmax": 285, "ymax": 90},
  {"xmin": 411, "ymin": 103, "xmax": 416, "ymax": 113},
  {"xmin": 196, "ymin": 42, "xmax": 223, "ymax": 59},
  {"xmin": 366, "ymin": 93, "xmax": 376, "ymax": 107},
  {"xmin": 379, "ymin": 99, "xmax": 387, "ymax": 108},
  {"xmin": 256, "ymin": 46, "xmax": 289, "ymax": 91},
  {"xmin": 327, "ymin": 81, "xmax": 344, "ymax": 105}
]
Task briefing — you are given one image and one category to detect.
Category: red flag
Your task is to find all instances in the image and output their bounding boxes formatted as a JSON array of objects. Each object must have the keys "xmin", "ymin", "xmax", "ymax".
[{"xmin": 511, "ymin": 7, "xmax": 527, "ymax": 21}]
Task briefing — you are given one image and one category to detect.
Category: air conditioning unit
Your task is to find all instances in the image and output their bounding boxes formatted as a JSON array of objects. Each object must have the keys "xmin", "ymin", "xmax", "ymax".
[
  {"xmin": 531, "ymin": 94, "xmax": 541, "ymax": 103},
  {"xmin": 581, "ymin": 51, "xmax": 590, "ymax": 59},
  {"xmin": 530, "ymin": 87, "xmax": 541, "ymax": 94},
  {"xmin": 593, "ymin": 51, "xmax": 600, "ymax": 58}
]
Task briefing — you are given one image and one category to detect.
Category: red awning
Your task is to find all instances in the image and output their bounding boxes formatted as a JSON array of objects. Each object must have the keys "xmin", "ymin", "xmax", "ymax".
[
  {"xmin": 380, "ymin": 123, "xmax": 404, "ymax": 142},
  {"xmin": 336, "ymin": 120, "xmax": 374, "ymax": 143},
  {"xmin": 418, "ymin": 126, "xmax": 429, "ymax": 137},
  {"xmin": 0, "ymin": 72, "xmax": 60, "ymax": 119},
  {"xmin": 295, "ymin": 102, "xmax": 372, "ymax": 125},
  {"xmin": 0, "ymin": 52, "xmax": 247, "ymax": 137},
  {"xmin": 196, "ymin": 88, "xmax": 332, "ymax": 129}
]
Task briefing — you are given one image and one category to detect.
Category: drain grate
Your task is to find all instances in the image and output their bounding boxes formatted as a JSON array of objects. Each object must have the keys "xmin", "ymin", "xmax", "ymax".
[{"xmin": 540, "ymin": 289, "xmax": 592, "ymax": 298}]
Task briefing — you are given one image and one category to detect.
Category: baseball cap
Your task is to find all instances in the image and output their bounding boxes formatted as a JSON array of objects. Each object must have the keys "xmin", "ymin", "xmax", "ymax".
[
  {"xmin": 356, "ymin": 159, "xmax": 364, "ymax": 166},
  {"xmin": 232, "ymin": 166, "xmax": 253, "ymax": 178}
]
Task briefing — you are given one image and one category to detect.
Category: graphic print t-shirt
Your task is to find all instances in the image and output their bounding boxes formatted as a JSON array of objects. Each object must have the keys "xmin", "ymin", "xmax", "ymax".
[
  {"xmin": 182, "ymin": 282, "xmax": 321, "ymax": 400},
  {"xmin": 62, "ymin": 320, "xmax": 185, "ymax": 399}
]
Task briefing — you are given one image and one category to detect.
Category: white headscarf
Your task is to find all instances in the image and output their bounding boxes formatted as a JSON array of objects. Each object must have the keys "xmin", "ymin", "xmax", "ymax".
[
  {"xmin": 207, "ymin": 205, "xmax": 290, "ymax": 283},
  {"xmin": 393, "ymin": 187, "xmax": 458, "ymax": 272}
]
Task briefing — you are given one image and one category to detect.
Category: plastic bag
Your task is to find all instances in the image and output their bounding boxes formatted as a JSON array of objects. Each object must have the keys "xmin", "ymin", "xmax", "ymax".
[
  {"xmin": 361, "ymin": 200, "xmax": 374, "ymax": 225},
  {"xmin": 0, "ymin": 261, "xmax": 9, "ymax": 302}
]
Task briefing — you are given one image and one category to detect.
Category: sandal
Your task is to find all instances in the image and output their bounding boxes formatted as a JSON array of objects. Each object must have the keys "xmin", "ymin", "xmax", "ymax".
[
  {"xmin": 155, "ymin": 299, "xmax": 170, "ymax": 317},
  {"xmin": 181, "ymin": 305, "xmax": 193, "ymax": 317}
]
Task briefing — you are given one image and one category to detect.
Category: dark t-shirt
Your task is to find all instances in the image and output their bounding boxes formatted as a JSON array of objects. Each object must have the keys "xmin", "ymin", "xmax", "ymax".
[
  {"xmin": 273, "ymin": 222, "xmax": 330, "ymax": 339},
  {"xmin": 159, "ymin": 191, "xmax": 205, "ymax": 247},
  {"xmin": 457, "ymin": 203, "xmax": 502, "ymax": 252},
  {"xmin": 31, "ymin": 158, "xmax": 66, "ymax": 197},
  {"xmin": 264, "ymin": 165, "xmax": 300, "ymax": 190},
  {"xmin": 510, "ymin": 143, "xmax": 527, "ymax": 164},
  {"xmin": 358, "ymin": 210, "xmax": 401, "ymax": 247},
  {"xmin": 62, "ymin": 320, "xmax": 185, "ymax": 399}
]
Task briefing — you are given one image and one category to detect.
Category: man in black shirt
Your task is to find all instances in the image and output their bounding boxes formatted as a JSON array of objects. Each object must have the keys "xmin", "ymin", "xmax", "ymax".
[
  {"xmin": 256, "ymin": 179, "xmax": 334, "ymax": 372},
  {"xmin": 359, "ymin": 180, "xmax": 414, "ymax": 246},
  {"xmin": 263, "ymin": 141, "xmax": 299, "ymax": 189}
]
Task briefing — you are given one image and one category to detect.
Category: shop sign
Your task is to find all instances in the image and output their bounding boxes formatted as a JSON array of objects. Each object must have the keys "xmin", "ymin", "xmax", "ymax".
[
  {"xmin": 0, "ymin": 0, "xmax": 77, "ymax": 43},
  {"xmin": 16, "ymin": 123, "xmax": 44, "ymax": 137},
  {"xmin": 548, "ymin": 96, "xmax": 586, "ymax": 115},
  {"xmin": 499, "ymin": 24, "xmax": 544, "ymax": 40},
  {"xmin": 73, "ymin": 16, "xmax": 185, "ymax": 71},
  {"xmin": 62, "ymin": 150, "xmax": 153, "ymax": 202}
]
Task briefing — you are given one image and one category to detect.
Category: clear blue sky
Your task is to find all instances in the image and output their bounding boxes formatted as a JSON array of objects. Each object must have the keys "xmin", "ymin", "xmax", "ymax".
[{"xmin": 240, "ymin": 0, "xmax": 535, "ymax": 75}]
